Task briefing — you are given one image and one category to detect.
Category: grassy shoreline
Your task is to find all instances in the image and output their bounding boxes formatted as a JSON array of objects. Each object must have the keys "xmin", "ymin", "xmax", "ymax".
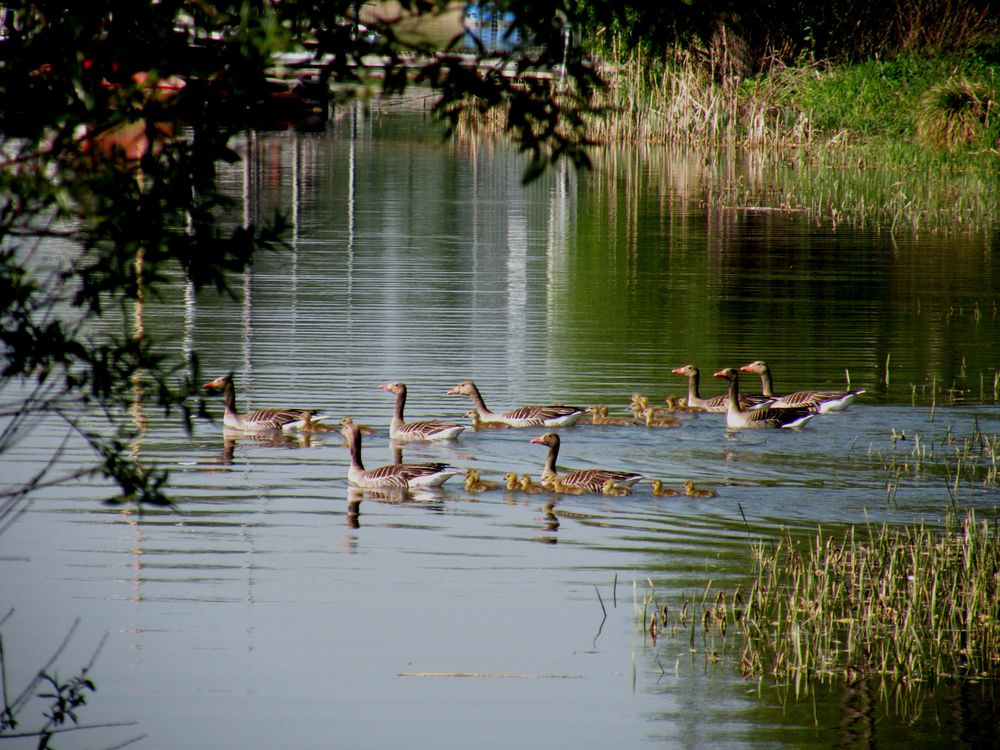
[
  {"xmin": 594, "ymin": 48, "xmax": 999, "ymax": 234},
  {"xmin": 455, "ymin": 46, "xmax": 999, "ymax": 234}
]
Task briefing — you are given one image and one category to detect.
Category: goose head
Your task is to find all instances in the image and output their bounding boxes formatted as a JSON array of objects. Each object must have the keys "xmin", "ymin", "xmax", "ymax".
[
  {"xmin": 446, "ymin": 381, "xmax": 477, "ymax": 397},
  {"xmin": 739, "ymin": 361, "xmax": 768, "ymax": 375},
  {"xmin": 203, "ymin": 374, "xmax": 232, "ymax": 391},
  {"xmin": 378, "ymin": 382, "xmax": 406, "ymax": 396},
  {"xmin": 529, "ymin": 432, "xmax": 560, "ymax": 448}
]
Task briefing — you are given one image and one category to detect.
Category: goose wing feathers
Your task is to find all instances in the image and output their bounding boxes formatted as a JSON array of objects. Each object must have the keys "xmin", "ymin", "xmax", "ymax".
[
  {"xmin": 242, "ymin": 407, "xmax": 320, "ymax": 431},
  {"xmin": 501, "ymin": 405, "xmax": 578, "ymax": 425},
  {"xmin": 362, "ymin": 462, "xmax": 453, "ymax": 486},
  {"xmin": 768, "ymin": 389, "xmax": 866, "ymax": 412},
  {"xmin": 392, "ymin": 420, "xmax": 465, "ymax": 441},
  {"xmin": 561, "ymin": 469, "xmax": 644, "ymax": 492}
]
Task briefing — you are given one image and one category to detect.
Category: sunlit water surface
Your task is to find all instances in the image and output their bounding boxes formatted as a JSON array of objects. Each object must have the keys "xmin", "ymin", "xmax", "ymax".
[{"xmin": 2, "ymin": 108, "xmax": 999, "ymax": 749}]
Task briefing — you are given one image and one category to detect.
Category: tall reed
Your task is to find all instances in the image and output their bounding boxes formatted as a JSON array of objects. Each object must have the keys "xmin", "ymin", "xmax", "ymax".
[
  {"xmin": 639, "ymin": 510, "xmax": 1000, "ymax": 692},
  {"xmin": 743, "ymin": 512, "xmax": 1000, "ymax": 685},
  {"xmin": 588, "ymin": 44, "xmax": 813, "ymax": 147}
]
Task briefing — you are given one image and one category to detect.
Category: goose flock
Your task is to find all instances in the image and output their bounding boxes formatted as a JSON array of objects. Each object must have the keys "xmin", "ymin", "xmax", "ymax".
[{"xmin": 203, "ymin": 362, "xmax": 864, "ymax": 495}]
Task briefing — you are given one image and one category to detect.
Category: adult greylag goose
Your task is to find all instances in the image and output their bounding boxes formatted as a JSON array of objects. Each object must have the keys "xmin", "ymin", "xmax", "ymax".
[
  {"xmin": 739, "ymin": 360, "xmax": 865, "ymax": 413},
  {"xmin": 530, "ymin": 432, "xmax": 643, "ymax": 493},
  {"xmin": 670, "ymin": 365, "xmax": 770, "ymax": 412},
  {"xmin": 379, "ymin": 382, "xmax": 465, "ymax": 441},
  {"xmin": 447, "ymin": 381, "xmax": 584, "ymax": 427},
  {"xmin": 713, "ymin": 368, "xmax": 815, "ymax": 429},
  {"xmin": 203, "ymin": 373, "xmax": 327, "ymax": 432},
  {"xmin": 339, "ymin": 418, "xmax": 459, "ymax": 489}
]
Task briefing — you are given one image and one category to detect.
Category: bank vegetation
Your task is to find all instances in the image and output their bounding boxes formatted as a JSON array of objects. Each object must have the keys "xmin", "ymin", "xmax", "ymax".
[{"xmin": 457, "ymin": 0, "xmax": 1000, "ymax": 233}]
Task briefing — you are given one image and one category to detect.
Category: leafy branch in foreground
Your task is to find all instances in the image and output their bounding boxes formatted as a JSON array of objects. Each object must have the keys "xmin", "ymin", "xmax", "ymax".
[
  {"xmin": 0, "ymin": 612, "xmax": 143, "ymax": 749},
  {"xmin": 0, "ymin": 1, "xmax": 613, "ymax": 513}
]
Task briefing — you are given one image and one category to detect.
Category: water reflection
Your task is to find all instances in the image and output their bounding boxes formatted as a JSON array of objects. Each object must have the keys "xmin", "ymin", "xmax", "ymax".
[{"xmin": 5, "ymin": 114, "xmax": 1000, "ymax": 750}]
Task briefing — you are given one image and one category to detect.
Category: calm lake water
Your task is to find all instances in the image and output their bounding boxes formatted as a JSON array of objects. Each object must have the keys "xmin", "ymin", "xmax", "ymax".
[{"xmin": 3, "ymin": 104, "xmax": 999, "ymax": 749}]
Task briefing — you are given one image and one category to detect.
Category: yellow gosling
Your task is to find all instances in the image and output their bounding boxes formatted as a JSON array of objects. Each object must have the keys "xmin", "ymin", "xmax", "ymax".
[
  {"xmin": 464, "ymin": 469, "xmax": 498, "ymax": 493},
  {"xmin": 651, "ymin": 480, "xmax": 680, "ymax": 497},
  {"xmin": 587, "ymin": 404, "xmax": 639, "ymax": 426},
  {"xmin": 683, "ymin": 480, "xmax": 718, "ymax": 498},
  {"xmin": 298, "ymin": 412, "xmax": 336, "ymax": 433},
  {"xmin": 602, "ymin": 479, "xmax": 633, "ymax": 496},
  {"xmin": 644, "ymin": 408, "xmax": 682, "ymax": 428},
  {"xmin": 628, "ymin": 393, "xmax": 650, "ymax": 417},
  {"xmin": 466, "ymin": 409, "xmax": 511, "ymax": 430},
  {"xmin": 504, "ymin": 471, "xmax": 519, "ymax": 491},
  {"xmin": 663, "ymin": 395, "xmax": 699, "ymax": 413},
  {"xmin": 548, "ymin": 478, "xmax": 587, "ymax": 495},
  {"xmin": 518, "ymin": 474, "xmax": 549, "ymax": 494}
]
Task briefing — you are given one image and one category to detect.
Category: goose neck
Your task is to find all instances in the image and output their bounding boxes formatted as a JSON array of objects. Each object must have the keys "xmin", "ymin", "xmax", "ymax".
[
  {"xmin": 345, "ymin": 426, "xmax": 365, "ymax": 471},
  {"xmin": 759, "ymin": 367, "xmax": 777, "ymax": 398},
  {"xmin": 223, "ymin": 376, "xmax": 238, "ymax": 415},
  {"xmin": 687, "ymin": 369, "xmax": 701, "ymax": 401},
  {"xmin": 727, "ymin": 373, "xmax": 743, "ymax": 416},
  {"xmin": 392, "ymin": 387, "xmax": 407, "ymax": 426},
  {"xmin": 542, "ymin": 440, "xmax": 560, "ymax": 481},
  {"xmin": 467, "ymin": 384, "xmax": 492, "ymax": 417}
]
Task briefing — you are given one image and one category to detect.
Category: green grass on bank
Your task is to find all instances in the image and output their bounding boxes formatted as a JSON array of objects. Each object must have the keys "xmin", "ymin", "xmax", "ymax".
[
  {"xmin": 586, "ymin": 46, "xmax": 1000, "ymax": 234},
  {"xmin": 599, "ymin": 46, "xmax": 999, "ymax": 154},
  {"xmin": 454, "ymin": 42, "xmax": 998, "ymax": 233}
]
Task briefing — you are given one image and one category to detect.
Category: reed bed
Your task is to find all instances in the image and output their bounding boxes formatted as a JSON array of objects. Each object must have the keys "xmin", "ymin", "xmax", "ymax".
[
  {"xmin": 708, "ymin": 149, "xmax": 1000, "ymax": 236},
  {"xmin": 589, "ymin": 44, "xmax": 813, "ymax": 148},
  {"xmin": 742, "ymin": 513, "xmax": 1000, "ymax": 686},
  {"xmin": 453, "ymin": 43, "xmax": 999, "ymax": 235},
  {"xmin": 638, "ymin": 510, "xmax": 1000, "ymax": 696}
]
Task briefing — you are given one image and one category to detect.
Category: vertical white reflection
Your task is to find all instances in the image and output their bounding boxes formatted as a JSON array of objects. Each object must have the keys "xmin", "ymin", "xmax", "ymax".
[
  {"xmin": 545, "ymin": 159, "xmax": 575, "ymax": 378},
  {"xmin": 242, "ymin": 131, "xmax": 254, "ymax": 387},
  {"xmin": 546, "ymin": 158, "xmax": 572, "ymax": 313},
  {"xmin": 506, "ymin": 200, "xmax": 528, "ymax": 379},
  {"xmin": 183, "ymin": 202, "xmax": 196, "ymax": 367},
  {"xmin": 345, "ymin": 101, "xmax": 360, "ymax": 312},
  {"xmin": 290, "ymin": 133, "xmax": 300, "ymax": 334},
  {"xmin": 183, "ymin": 278, "xmax": 196, "ymax": 367}
]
